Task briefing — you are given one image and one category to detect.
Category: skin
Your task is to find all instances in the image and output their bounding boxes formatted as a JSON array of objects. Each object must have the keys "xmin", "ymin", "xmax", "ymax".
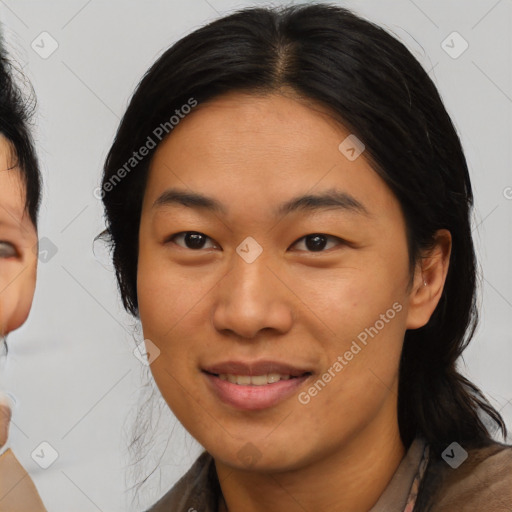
[
  {"xmin": 137, "ymin": 91, "xmax": 451, "ymax": 512},
  {"xmin": 0, "ymin": 134, "xmax": 38, "ymax": 448}
]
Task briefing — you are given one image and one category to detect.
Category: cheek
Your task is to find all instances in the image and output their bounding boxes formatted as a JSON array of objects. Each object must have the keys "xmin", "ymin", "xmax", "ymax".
[
  {"xmin": 136, "ymin": 247, "xmax": 216, "ymax": 396},
  {"xmin": 0, "ymin": 263, "xmax": 37, "ymax": 334},
  {"xmin": 300, "ymin": 260, "xmax": 408, "ymax": 341},
  {"xmin": 301, "ymin": 264, "xmax": 408, "ymax": 415},
  {"xmin": 137, "ymin": 260, "xmax": 211, "ymax": 436},
  {"xmin": 296, "ymin": 308, "xmax": 406, "ymax": 454},
  {"xmin": 137, "ymin": 252, "xmax": 210, "ymax": 339}
]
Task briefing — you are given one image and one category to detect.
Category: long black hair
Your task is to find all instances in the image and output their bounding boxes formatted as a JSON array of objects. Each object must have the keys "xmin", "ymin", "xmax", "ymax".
[
  {"xmin": 101, "ymin": 3, "xmax": 506, "ymax": 452},
  {"xmin": 0, "ymin": 32, "xmax": 41, "ymax": 225}
]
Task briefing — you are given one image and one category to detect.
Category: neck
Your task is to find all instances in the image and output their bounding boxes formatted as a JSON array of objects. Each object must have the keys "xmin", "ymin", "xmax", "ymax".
[{"xmin": 215, "ymin": 399, "xmax": 405, "ymax": 512}]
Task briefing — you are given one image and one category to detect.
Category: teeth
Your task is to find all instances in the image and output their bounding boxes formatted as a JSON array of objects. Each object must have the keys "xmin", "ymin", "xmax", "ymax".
[
  {"xmin": 250, "ymin": 375, "xmax": 268, "ymax": 386},
  {"xmin": 237, "ymin": 375, "xmax": 251, "ymax": 385},
  {"xmin": 218, "ymin": 374, "xmax": 294, "ymax": 385}
]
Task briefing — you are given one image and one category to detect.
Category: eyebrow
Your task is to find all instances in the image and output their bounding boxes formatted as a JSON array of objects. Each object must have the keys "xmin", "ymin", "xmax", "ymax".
[{"xmin": 153, "ymin": 187, "xmax": 369, "ymax": 217}]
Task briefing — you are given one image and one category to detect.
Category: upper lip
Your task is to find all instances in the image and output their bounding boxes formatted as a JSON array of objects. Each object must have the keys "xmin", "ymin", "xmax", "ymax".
[{"xmin": 202, "ymin": 360, "xmax": 311, "ymax": 377}]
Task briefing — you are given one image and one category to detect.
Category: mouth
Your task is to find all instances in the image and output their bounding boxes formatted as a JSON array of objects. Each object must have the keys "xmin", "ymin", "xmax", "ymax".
[{"xmin": 202, "ymin": 361, "xmax": 312, "ymax": 410}]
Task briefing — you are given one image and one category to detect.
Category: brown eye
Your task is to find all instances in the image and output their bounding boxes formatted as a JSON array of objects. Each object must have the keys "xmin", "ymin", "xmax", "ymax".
[{"xmin": 0, "ymin": 241, "xmax": 18, "ymax": 258}]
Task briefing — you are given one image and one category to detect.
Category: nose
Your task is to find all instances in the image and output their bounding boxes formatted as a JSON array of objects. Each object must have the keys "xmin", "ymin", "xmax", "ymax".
[{"xmin": 212, "ymin": 250, "xmax": 294, "ymax": 340}]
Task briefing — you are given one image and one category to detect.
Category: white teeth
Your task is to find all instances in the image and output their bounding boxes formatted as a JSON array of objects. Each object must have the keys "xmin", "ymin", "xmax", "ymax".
[
  {"xmin": 250, "ymin": 375, "xmax": 268, "ymax": 386},
  {"xmin": 237, "ymin": 375, "xmax": 251, "ymax": 385},
  {"xmin": 218, "ymin": 374, "xmax": 295, "ymax": 385}
]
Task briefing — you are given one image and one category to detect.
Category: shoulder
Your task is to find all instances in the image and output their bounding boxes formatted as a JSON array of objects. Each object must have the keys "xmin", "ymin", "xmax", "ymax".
[
  {"xmin": 419, "ymin": 441, "xmax": 512, "ymax": 511},
  {"xmin": 146, "ymin": 451, "xmax": 219, "ymax": 512}
]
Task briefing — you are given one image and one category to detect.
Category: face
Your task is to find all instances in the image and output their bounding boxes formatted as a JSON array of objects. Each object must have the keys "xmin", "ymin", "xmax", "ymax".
[
  {"xmin": 0, "ymin": 135, "xmax": 38, "ymax": 337},
  {"xmin": 137, "ymin": 92, "xmax": 437, "ymax": 472}
]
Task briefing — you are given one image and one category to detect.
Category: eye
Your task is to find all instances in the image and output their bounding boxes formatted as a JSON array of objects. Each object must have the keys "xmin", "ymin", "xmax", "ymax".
[
  {"xmin": 0, "ymin": 241, "xmax": 18, "ymax": 259},
  {"xmin": 290, "ymin": 233, "xmax": 344, "ymax": 252},
  {"xmin": 167, "ymin": 231, "xmax": 218, "ymax": 250}
]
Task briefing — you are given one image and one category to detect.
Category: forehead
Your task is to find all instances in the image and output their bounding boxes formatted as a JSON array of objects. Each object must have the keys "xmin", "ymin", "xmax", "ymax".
[
  {"xmin": 145, "ymin": 92, "xmax": 399, "ymax": 220},
  {"xmin": 149, "ymin": 92, "xmax": 340, "ymax": 188},
  {"xmin": 167, "ymin": 91, "xmax": 343, "ymax": 149}
]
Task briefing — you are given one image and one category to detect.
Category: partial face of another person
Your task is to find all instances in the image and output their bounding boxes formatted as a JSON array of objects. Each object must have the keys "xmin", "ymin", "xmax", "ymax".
[
  {"xmin": 0, "ymin": 134, "xmax": 38, "ymax": 338},
  {"xmin": 136, "ymin": 92, "xmax": 446, "ymax": 472}
]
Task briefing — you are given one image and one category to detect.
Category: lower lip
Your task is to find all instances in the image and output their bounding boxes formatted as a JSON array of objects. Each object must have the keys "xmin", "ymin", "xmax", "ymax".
[{"xmin": 203, "ymin": 372, "xmax": 310, "ymax": 411}]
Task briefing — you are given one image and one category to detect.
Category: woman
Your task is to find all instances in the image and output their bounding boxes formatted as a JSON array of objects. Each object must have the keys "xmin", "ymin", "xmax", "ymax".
[
  {"xmin": 0, "ymin": 42, "xmax": 46, "ymax": 511},
  {"xmin": 101, "ymin": 4, "xmax": 512, "ymax": 511}
]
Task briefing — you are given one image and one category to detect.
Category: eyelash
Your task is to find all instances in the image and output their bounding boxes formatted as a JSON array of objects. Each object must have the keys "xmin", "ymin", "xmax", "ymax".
[
  {"xmin": 0, "ymin": 241, "xmax": 19, "ymax": 259},
  {"xmin": 166, "ymin": 231, "xmax": 345, "ymax": 253}
]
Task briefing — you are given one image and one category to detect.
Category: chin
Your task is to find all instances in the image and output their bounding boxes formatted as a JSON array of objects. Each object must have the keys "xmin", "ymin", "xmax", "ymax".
[
  {"xmin": 207, "ymin": 437, "xmax": 313, "ymax": 474},
  {"xmin": 3, "ymin": 308, "xmax": 31, "ymax": 335}
]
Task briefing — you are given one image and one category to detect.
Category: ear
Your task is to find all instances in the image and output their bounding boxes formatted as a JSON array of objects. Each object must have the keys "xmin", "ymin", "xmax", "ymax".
[{"xmin": 405, "ymin": 229, "xmax": 452, "ymax": 330}]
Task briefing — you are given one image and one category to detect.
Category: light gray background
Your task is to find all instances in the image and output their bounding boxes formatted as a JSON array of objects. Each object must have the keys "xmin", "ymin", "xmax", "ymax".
[{"xmin": 0, "ymin": 1, "xmax": 511, "ymax": 511}]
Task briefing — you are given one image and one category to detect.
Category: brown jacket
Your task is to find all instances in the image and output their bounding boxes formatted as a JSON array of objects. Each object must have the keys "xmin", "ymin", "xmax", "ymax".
[
  {"xmin": 147, "ymin": 439, "xmax": 512, "ymax": 511},
  {"xmin": 416, "ymin": 441, "xmax": 512, "ymax": 511}
]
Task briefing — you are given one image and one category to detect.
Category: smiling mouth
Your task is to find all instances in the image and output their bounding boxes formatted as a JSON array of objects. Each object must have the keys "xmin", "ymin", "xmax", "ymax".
[
  {"xmin": 201, "ymin": 361, "xmax": 313, "ymax": 409},
  {"xmin": 202, "ymin": 365, "xmax": 313, "ymax": 410}
]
